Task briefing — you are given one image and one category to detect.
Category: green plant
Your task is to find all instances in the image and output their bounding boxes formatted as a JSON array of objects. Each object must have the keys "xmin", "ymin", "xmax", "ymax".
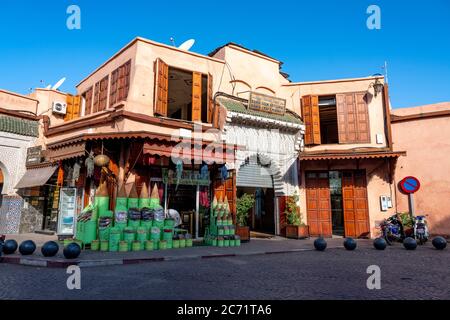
[
  {"xmin": 285, "ymin": 192, "xmax": 304, "ymax": 226},
  {"xmin": 236, "ymin": 193, "xmax": 255, "ymax": 227},
  {"xmin": 398, "ymin": 212, "xmax": 414, "ymax": 228}
]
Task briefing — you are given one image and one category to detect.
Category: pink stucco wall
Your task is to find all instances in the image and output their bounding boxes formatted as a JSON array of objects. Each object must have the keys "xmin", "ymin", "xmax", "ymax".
[{"xmin": 392, "ymin": 104, "xmax": 450, "ymax": 236}]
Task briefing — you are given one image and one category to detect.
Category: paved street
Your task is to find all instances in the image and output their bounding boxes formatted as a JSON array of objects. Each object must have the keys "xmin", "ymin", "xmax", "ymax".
[{"xmin": 1, "ymin": 244, "xmax": 449, "ymax": 300}]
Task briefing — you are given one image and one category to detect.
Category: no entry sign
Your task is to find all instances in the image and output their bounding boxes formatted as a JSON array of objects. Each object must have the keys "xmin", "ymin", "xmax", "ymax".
[{"xmin": 400, "ymin": 176, "xmax": 421, "ymax": 194}]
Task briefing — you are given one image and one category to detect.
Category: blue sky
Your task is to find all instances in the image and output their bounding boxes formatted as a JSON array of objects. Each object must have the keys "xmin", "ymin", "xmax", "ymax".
[{"xmin": 0, "ymin": 0, "xmax": 449, "ymax": 108}]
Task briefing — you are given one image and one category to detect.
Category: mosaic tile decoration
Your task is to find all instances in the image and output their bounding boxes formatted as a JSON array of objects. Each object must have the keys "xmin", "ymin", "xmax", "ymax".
[{"xmin": 0, "ymin": 196, "xmax": 23, "ymax": 234}]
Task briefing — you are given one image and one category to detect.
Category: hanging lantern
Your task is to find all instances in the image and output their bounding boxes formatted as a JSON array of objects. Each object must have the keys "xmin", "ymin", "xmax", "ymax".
[
  {"xmin": 94, "ymin": 141, "xmax": 110, "ymax": 167},
  {"xmin": 94, "ymin": 154, "xmax": 110, "ymax": 167}
]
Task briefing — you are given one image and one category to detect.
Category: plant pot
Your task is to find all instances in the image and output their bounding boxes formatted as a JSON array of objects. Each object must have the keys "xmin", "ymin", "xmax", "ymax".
[
  {"xmin": 235, "ymin": 225, "xmax": 250, "ymax": 242},
  {"xmin": 286, "ymin": 225, "xmax": 310, "ymax": 239}
]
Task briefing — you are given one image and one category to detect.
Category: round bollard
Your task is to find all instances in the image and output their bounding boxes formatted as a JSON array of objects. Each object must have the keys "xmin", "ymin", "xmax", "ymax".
[
  {"xmin": 63, "ymin": 243, "xmax": 81, "ymax": 259},
  {"xmin": 403, "ymin": 237, "xmax": 417, "ymax": 250},
  {"xmin": 41, "ymin": 241, "xmax": 60, "ymax": 257},
  {"xmin": 3, "ymin": 239, "xmax": 18, "ymax": 255},
  {"xmin": 432, "ymin": 236, "xmax": 447, "ymax": 250},
  {"xmin": 19, "ymin": 240, "xmax": 37, "ymax": 256},
  {"xmin": 373, "ymin": 238, "xmax": 387, "ymax": 250},
  {"xmin": 343, "ymin": 238, "xmax": 357, "ymax": 251},
  {"xmin": 314, "ymin": 238, "xmax": 327, "ymax": 251}
]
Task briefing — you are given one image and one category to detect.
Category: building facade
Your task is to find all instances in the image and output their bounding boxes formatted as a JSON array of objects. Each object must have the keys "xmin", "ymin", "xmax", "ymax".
[
  {"xmin": 0, "ymin": 90, "xmax": 41, "ymax": 234},
  {"xmin": 392, "ymin": 102, "xmax": 450, "ymax": 236},
  {"xmin": 3, "ymin": 36, "xmax": 448, "ymax": 239}
]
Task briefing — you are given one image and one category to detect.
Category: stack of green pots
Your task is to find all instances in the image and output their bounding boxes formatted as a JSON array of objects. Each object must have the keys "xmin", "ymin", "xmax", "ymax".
[
  {"xmin": 136, "ymin": 227, "xmax": 148, "ymax": 249},
  {"xmin": 123, "ymin": 227, "xmax": 136, "ymax": 251},
  {"xmin": 109, "ymin": 227, "xmax": 121, "ymax": 252}
]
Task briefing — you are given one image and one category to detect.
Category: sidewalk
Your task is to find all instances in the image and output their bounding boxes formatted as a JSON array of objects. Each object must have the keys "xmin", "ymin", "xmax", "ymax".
[
  {"xmin": 1, "ymin": 233, "xmax": 432, "ymax": 269},
  {"xmin": 0, "ymin": 233, "xmax": 367, "ymax": 268}
]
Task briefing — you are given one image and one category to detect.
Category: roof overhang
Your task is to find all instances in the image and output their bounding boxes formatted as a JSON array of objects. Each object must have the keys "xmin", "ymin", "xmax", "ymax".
[{"xmin": 300, "ymin": 150, "xmax": 406, "ymax": 161}]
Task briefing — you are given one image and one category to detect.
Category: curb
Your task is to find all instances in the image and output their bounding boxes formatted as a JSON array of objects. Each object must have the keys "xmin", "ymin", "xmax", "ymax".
[{"xmin": 0, "ymin": 247, "xmax": 323, "ymax": 269}]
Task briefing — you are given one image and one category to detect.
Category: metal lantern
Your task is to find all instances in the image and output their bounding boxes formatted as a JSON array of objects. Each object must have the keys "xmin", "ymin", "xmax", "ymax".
[
  {"xmin": 372, "ymin": 78, "xmax": 384, "ymax": 97},
  {"xmin": 94, "ymin": 154, "xmax": 110, "ymax": 167}
]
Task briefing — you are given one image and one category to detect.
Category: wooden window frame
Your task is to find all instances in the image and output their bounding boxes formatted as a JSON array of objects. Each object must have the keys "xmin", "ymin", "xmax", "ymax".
[
  {"xmin": 303, "ymin": 92, "xmax": 371, "ymax": 146},
  {"xmin": 82, "ymin": 87, "xmax": 93, "ymax": 116},
  {"xmin": 154, "ymin": 60, "xmax": 213, "ymax": 123}
]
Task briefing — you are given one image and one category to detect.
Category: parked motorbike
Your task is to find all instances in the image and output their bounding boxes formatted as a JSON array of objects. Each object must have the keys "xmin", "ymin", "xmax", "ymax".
[
  {"xmin": 379, "ymin": 215, "xmax": 405, "ymax": 245},
  {"xmin": 414, "ymin": 215, "xmax": 429, "ymax": 245}
]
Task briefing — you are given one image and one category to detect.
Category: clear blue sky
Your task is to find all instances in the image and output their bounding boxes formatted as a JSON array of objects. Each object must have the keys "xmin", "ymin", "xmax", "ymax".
[{"xmin": 1, "ymin": 0, "xmax": 449, "ymax": 108}]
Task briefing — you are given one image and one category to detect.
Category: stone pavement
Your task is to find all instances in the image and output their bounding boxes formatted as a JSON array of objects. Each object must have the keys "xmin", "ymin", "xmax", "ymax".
[{"xmin": 1, "ymin": 233, "xmax": 445, "ymax": 269}]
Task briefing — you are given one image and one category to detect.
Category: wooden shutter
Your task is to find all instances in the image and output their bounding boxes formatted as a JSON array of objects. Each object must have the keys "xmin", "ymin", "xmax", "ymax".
[
  {"xmin": 355, "ymin": 93, "xmax": 370, "ymax": 142},
  {"xmin": 98, "ymin": 76, "xmax": 109, "ymax": 111},
  {"xmin": 72, "ymin": 95, "xmax": 81, "ymax": 119},
  {"xmin": 301, "ymin": 95, "xmax": 321, "ymax": 145},
  {"xmin": 64, "ymin": 95, "xmax": 74, "ymax": 122},
  {"xmin": 342, "ymin": 171, "xmax": 370, "ymax": 238},
  {"xmin": 84, "ymin": 87, "xmax": 93, "ymax": 115},
  {"xmin": 207, "ymin": 73, "xmax": 213, "ymax": 123},
  {"xmin": 337, "ymin": 93, "xmax": 370, "ymax": 143},
  {"xmin": 154, "ymin": 59, "xmax": 169, "ymax": 116},
  {"xmin": 121, "ymin": 60, "xmax": 131, "ymax": 100},
  {"xmin": 213, "ymin": 170, "xmax": 237, "ymax": 216},
  {"xmin": 93, "ymin": 82, "xmax": 100, "ymax": 113},
  {"xmin": 192, "ymin": 71, "xmax": 202, "ymax": 122},
  {"xmin": 305, "ymin": 172, "xmax": 332, "ymax": 237},
  {"xmin": 110, "ymin": 69, "xmax": 119, "ymax": 107}
]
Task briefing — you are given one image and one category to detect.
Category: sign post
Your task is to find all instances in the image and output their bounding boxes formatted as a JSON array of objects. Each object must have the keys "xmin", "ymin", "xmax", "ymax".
[{"xmin": 399, "ymin": 176, "xmax": 421, "ymax": 217}]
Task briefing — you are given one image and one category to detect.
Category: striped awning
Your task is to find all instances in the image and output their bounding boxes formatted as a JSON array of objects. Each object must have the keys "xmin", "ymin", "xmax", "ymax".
[{"xmin": 46, "ymin": 142, "xmax": 86, "ymax": 162}]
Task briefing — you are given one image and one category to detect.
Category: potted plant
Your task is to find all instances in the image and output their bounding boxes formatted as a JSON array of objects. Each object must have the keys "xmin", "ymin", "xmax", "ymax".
[
  {"xmin": 235, "ymin": 193, "xmax": 255, "ymax": 242},
  {"xmin": 285, "ymin": 192, "xmax": 309, "ymax": 239}
]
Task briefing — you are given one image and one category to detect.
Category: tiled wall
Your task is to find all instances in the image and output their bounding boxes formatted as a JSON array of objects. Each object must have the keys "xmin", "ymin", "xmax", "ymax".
[{"xmin": 0, "ymin": 195, "xmax": 23, "ymax": 234}]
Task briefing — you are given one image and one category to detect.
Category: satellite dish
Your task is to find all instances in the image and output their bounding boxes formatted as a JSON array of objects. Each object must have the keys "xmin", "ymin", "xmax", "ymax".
[
  {"xmin": 178, "ymin": 39, "xmax": 195, "ymax": 51},
  {"xmin": 52, "ymin": 77, "xmax": 66, "ymax": 90},
  {"xmin": 45, "ymin": 85, "xmax": 52, "ymax": 89}
]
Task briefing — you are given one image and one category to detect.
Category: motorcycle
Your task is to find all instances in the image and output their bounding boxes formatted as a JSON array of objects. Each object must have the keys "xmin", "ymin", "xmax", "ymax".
[
  {"xmin": 414, "ymin": 215, "xmax": 429, "ymax": 245},
  {"xmin": 379, "ymin": 215, "xmax": 405, "ymax": 245}
]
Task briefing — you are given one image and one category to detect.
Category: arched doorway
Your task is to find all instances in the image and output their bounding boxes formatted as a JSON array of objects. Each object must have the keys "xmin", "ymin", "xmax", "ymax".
[{"xmin": 236, "ymin": 154, "xmax": 277, "ymax": 234}]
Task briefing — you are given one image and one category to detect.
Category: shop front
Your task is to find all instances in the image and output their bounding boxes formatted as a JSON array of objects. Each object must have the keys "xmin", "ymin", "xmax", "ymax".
[
  {"xmin": 215, "ymin": 94, "xmax": 305, "ymax": 236},
  {"xmin": 43, "ymin": 133, "xmax": 238, "ymax": 248},
  {"xmin": 299, "ymin": 151, "xmax": 406, "ymax": 238}
]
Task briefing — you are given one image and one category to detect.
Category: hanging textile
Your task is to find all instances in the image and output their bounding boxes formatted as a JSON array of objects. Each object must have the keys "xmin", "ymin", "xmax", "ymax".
[
  {"xmin": 220, "ymin": 165, "xmax": 228, "ymax": 182},
  {"xmin": 56, "ymin": 162, "xmax": 64, "ymax": 187},
  {"xmin": 85, "ymin": 151, "xmax": 95, "ymax": 178},
  {"xmin": 199, "ymin": 187, "xmax": 210, "ymax": 208},
  {"xmin": 175, "ymin": 160, "xmax": 183, "ymax": 189},
  {"xmin": 72, "ymin": 161, "xmax": 81, "ymax": 184},
  {"xmin": 200, "ymin": 163, "xmax": 209, "ymax": 180}
]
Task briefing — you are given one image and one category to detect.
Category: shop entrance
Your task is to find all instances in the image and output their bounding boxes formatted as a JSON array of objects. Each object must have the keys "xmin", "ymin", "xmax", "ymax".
[
  {"xmin": 236, "ymin": 155, "xmax": 276, "ymax": 235},
  {"xmin": 237, "ymin": 187, "xmax": 275, "ymax": 234},
  {"xmin": 305, "ymin": 170, "xmax": 370, "ymax": 238}
]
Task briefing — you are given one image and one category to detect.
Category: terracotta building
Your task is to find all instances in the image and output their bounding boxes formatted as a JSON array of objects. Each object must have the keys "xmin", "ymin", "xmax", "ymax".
[
  {"xmin": 392, "ymin": 102, "xmax": 450, "ymax": 236},
  {"xmin": 4, "ymin": 36, "xmax": 449, "ymax": 239}
]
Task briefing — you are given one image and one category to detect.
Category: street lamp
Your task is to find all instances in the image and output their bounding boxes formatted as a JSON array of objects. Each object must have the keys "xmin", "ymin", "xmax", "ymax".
[{"xmin": 370, "ymin": 78, "xmax": 384, "ymax": 97}]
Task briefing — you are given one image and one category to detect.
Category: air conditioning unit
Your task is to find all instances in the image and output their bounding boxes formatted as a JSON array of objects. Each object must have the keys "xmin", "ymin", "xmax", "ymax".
[{"xmin": 52, "ymin": 101, "xmax": 67, "ymax": 115}]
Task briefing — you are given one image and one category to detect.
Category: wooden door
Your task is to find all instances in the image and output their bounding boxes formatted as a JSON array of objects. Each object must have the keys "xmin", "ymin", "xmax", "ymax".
[
  {"xmin": 305, "ymin": 172, "xmax": 332, "ymax": 237},
  {"xmin": 342, "ymin": 170, "xmax": 370, "ymax": 238},
  {"xmin": 191, "ymin": 72, "xmax": 202, "ymax": 122},
  {"xmin": 213, "ymin": 170, "xmax": 237, "ymax": 217}
]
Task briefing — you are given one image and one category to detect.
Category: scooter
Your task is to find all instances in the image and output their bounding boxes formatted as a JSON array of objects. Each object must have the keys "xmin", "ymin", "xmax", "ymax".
[
  {"xmin": 414, "ymin": 215, "xmax": 429, "ymax": 245},
  {"xmin": 379, "ymin": 215, "xmax": 405, "ymax": 245}
]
